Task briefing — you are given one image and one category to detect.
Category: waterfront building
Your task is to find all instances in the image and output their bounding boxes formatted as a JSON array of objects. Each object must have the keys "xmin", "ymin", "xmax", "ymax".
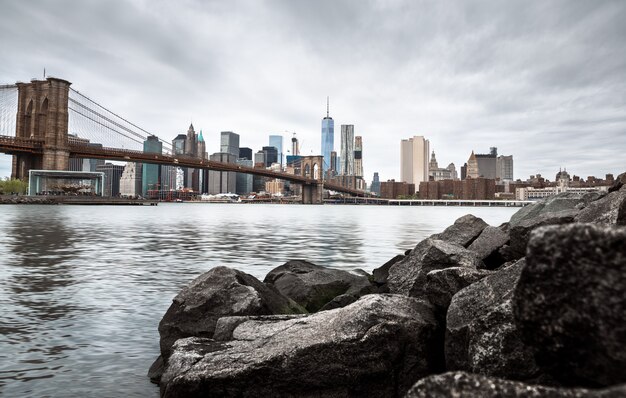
[
  {"xmin": 239, "ymin": 147, "xmax": 253, "ymax": 161},
  {"xmin": 142, "ymin": 136, "xmax": 162, "ymax": 196},
  {"xmin": 496, "ymin": 155, "xmax": 514, "ymax": 181},
  {"xmin": 474, "ymin": 147, "xmax": 498, "ymax": 179},
  {"xmin": 119, "ymin": 162, "xmax": 142, "ymax": 198},
  {"xmin": 221, "ymin": 131, "xmax": 240, "ymax": 157},
  {"xmin": 466, "ymin": 151, "xmax": 479, "ymax": 179},
  {"xmin": 428, "ymin": 152, "xmax": 455, "ymax": 181},
  {"xmin": 208, "ymin": 152, "xmax": 237, "ymax": 194},
  {"xmin": 515, "ymin": 169, "xmax": 608, "ymax": 200},
  {"xmin": 269, "ymin": 135, "xmax": 284, "ymax": 167},
  {"xmin": 235, "ymin": 158, "xmax": 253, "ymax": 195},
  {"xmin": 400, "ymin": 135, "xmax": 430, "ymax": 187},
  {"xmin": 265, "ymin": 179, "xmax": 285, "ymax": 195},
  {"xmin": 419, "ymin": 178, "xmax": 496, "ymax": 200},
  {"xmin": 370, "ymin": 172, "xmax": 381, "ymax": 195},
  {"xmin": 28, "ymin": 170, "xmax": 105, "ymax": 196},
  {"xmin": 321, "ymin": 97, "xmax": 334, "ymax": 173},
  {"xmin": 262, "ymin": 146, "xmax": 278, "ymax": 167},
  {"xmin": 380, "ymin": 179, "xmax": 415, "ymax": 199},
  {"xmin": 340, "ymin": 125, "xmax": 355, "ymax": 176},
  {"xmin": 96, "ymin": 162, "xmax": 125, "ymax": 197}
]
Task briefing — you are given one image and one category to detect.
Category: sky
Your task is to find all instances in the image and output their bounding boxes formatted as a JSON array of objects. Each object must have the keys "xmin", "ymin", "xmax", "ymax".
[{"xmin": 1, "ymin": 0, "xmax": 625, "ymax": 183}]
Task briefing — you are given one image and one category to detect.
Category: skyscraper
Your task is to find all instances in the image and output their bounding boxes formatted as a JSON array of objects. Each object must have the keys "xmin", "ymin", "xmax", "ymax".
[
  {"xmin": 466, "ymin": 151, "xmax": 479, "ymax": 179},
  {"xmin": 142, "ymin": 136, "xmax": 162, "ymax": 196},
  {"xmin": 496, "ymin": 155, "xmax": 514, "ymax": 181},
  {"xmin": 220, "ymin": 131, "xmax": 240, "ymax": 157},
  {"xmin": 354, "ymin": 136, "xmax": 363, "ymax": 177},
  {"xmin": 370, "ymin": 172, "xmax": 381, "ymax": 195},
  {"xmin": 321, "ymin": 97, "xmax": 334, "ymax": 172},
  {"xmin": 172, "ymin": 134, "xmax": 186, "ymax": 155},
  {"xmin": 269, "ymin": 135, "xmax": 284, "ymax": 167},
  {"xmin": 239, "ymin": 147, "xmax": 253, "ymax": 161},
  {"xmin": 119, "ymin": 162, "xmax": 142, "ymax": 198},
  {"xmin": 400, "ymin": 136, "xmax": 430, "ymax": 186},
  {"xmin": 474, "ymin": 147, "xmax": 497, "ymax": 179},
  {"xmin": 340, "ymin": 124, "xmax": 355, "ymax": 176},
  {"xmin": 262, "ymin": 146, "xmax": 278, "ymax": 166}
]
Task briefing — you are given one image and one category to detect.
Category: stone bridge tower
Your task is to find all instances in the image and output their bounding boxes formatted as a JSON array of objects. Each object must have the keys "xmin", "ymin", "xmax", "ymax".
[
  {"xmin": 300, "ymin": 155, "xmax": 323, "ymax": 204},
  {"xmin": 12, "ymin": 77, "xmax": 71, "ymax": 180}
]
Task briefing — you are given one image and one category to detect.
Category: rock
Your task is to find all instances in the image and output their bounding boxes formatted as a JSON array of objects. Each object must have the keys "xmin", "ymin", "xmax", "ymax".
[
  {"xmin": 263, "ymin": 260, "xmax": 374, "ymax": 312},
  {"xmin": 575, "ymin": 186, "xmax": 626, "ymax": 225},
  {"xmin": 446, "ymin": 259, "xmax": 539, "ymax": 380},
  {"xmin": 608, "ymin": 171, "xmax": 626, "ymax": 193},
  {"xmin": 430, "ymin": 214, "xmax": 488, "ymax": 247},
  {"xmin": 160, "ymin": 294, "xmax": 442, "ymax": 398},
  {"xmin": 508, "ymin": 210, "xmax": 577, "ymax": 259},
  {"xmin": 514, "ymin": 224, "xmax": 626, "ymax": 387},
  {"xmin": 388, "ymin": 239, "xmax": 482, "ymax": 298},
  {"xmin": 158, "ymin": 266, "xmax": 306, "ymax": 362},
  {"xmin": 372, "ymin": 254, "xmax": 405, "ymax": 291},
  {"xmin": 148, "ymin": 355, "xmax": 165, "ymax": 383},
  {"xmin": 424, "ymin": 267, "xmax": 494, "ymax": 310},
  {"xmin": 405, "ymin": 372, "xmax": 626, "ymax": 398},
  {"xmin": 318, "ymin": 293, "xmax": 358, "ymax": 311},
  {"xmin": 467, "ymin": 225, "xmax": 510, "ymax": 269},
  {"xmin": 509, "ymin": 192, "xmax": 592, "ymax": 227}
]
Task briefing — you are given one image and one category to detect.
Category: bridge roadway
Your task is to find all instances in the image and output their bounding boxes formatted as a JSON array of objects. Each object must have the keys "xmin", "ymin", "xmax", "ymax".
[{"xmin": 0, "ymin": 135, "xmax": 367, "ymax": 197}]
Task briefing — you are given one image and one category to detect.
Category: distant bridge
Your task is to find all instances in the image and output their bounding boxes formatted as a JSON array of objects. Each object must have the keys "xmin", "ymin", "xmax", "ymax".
[{"xmin": 0, "ymin": 78, "xmax": 368, "ymax": 202}]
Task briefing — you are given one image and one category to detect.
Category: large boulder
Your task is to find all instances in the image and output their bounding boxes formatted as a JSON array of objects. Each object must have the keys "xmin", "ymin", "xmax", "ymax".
[
  {"xmin": 387, "ymin": 239, "xmax": 482, "ymax": 298},
  {"xmin": 467, "ymin": 225, "xmax": 510, "ymax": 269},
  {"xmin": 264, "ymin": 260, "xmax": 374, "ymax": 312},
  {"xmin": 509, "ymin": 192, "xmax": 597, "ymax": 227},
  {"xmin": 608, "ymin": 171, "xmax": 626, "ymax": 192},
  {"xmin": 575, "ymin": 186, "xmax": 626, "ymax": 225},
  {"xmin": 158, "ymin": 266, "xmax": 305, "ymax": 362},
  {"xmin": 424, "ymin": 267, "xmax": 494, "ymax": 310},
  {"xmin": 514, "ymin": 224, "xmax": 626, "ymax": 387},
  {"xmin": 445, "ymin": 259, "xmax": 539, "ymax": 380},
  {"xmin": 406, "ymin": 372, "xmax": 626, "ymax": 398},
  {"xmin": 508, "ymin": 210, "xmax": 577, "ymax": 259},
  {"xmin": 371, "ymin": 254, "xmax": 405, "ymax": 292},
  {"xmin": 160, "ymin": 294, "xmax": 442, "ymax": 398},
  {"xmin": 430, "ymin": 214, "xmax": 488, "ymax": 247}
]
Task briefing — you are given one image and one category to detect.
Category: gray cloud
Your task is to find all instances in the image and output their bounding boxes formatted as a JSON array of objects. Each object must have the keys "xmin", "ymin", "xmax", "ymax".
[{"xmin": 1, "ymin": 0, "xmax": 625, "ymax": 182}]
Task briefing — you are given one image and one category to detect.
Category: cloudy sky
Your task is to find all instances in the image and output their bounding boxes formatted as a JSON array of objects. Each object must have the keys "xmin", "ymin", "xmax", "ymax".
[{"xmin": 1, "ymin": 0, "xmax": 625, "ymax": 182}]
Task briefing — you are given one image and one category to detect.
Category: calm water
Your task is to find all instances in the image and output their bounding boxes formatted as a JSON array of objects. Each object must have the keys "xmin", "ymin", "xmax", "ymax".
[{"xmin": 0, "ymin": 203, "xmax": 518, "ymax": 397}]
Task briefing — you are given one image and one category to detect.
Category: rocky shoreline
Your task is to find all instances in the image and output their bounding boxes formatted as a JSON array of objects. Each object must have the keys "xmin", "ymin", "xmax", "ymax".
[{"xmin": 149, "ymin": 173, "xmax": 626, "ymax": 397}]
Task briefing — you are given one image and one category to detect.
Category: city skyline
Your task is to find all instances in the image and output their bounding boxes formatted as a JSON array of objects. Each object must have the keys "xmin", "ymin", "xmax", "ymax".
[{"xmin": 1, "ymin": 1, "xmax": 625, "ymax": 182}]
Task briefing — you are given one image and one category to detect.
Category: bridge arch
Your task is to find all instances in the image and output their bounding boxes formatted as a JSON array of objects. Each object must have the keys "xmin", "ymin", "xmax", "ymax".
[
  {"xmin": 39, "ymin": 97, "xmax": 48, "ymax": 139},
  {"xmin": 313, "ymin": 163, "xmax": 319, "ymax": 180},
  {"xmin": 304, "ymin": 164, "xmax": 311, "ymax": 177},
  {"xmin": 24, "ymin": 99, "xmax": 33, "ymax": 138}
]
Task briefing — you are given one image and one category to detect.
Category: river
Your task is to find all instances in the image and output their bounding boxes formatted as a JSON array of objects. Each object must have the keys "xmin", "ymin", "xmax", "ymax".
[{"xmin": 0, "ymin": 203, "xmax": 518, "ymax": 397}]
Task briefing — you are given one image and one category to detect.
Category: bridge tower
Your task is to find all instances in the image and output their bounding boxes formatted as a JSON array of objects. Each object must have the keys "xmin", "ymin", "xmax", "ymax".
[
  {"xmin": 300, "ymin": 155, "xmax": 323, "ymax": 204},
  {"xmin": 11, "ymin": 77, "xmax": 71, "ymax": 180}
]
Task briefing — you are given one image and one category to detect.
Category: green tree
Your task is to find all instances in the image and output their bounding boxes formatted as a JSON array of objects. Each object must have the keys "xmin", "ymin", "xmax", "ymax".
[{"xmin": 0, "ymin": 178, "xmax": 28, "ymax": 195}]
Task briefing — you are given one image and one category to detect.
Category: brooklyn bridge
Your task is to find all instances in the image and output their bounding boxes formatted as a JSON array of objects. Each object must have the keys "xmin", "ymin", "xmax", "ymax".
[{"xmin": 0, "ymin": 77, "xmax": 367, "ymax": 203}]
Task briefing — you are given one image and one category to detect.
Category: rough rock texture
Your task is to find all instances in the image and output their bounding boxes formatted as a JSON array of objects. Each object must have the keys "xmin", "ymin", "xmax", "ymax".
[
  {"xmin": 608, "ymin": 172, "xmax": 626, "ymax": 193},
  {"xmin": 158, "ymin": 266, "xmax": 305, "ymax": 361},
  {"xmin": 318, "ymin": 293, "xmax": 358, "ymax": 311},
  {"xmin": 509, "ymin": 192, "xmax": 596, "ymax": 227},
  {"xmin": 371, "ymin": 254, "xmax": 405, "ymax": 291},
  {"xmin": 424, "ymin": 267, "xmax": 494, "ymax": 310},
  {"xmin": 264, "ymin": 260, "xmax": 374, "ymax": 312},
  {"xmin": 387, "ymin": 239, "xmax": 482, "ymax": 298},
  {"xmin": 160, "ymin": 294, "xmax": 442, "ymax": 398},
  {"xmin": 430, "ymin": 214, "xmax": 488, "ymax": 247},
  {"xmin": 446, "ymin": 259, "xmax": 539, "ymax": 380},
  {"xmin": 406, "ymin": 372, "xmax": 626, "ymax": 398},
  {"xmin": 508, "ymin": 210, "xmax": 577, "ymax": 259},
  {"xmin": 467, "ymin": 225, "xmax": 510, "ymax": 269},
  {"xmin": 514, "ymin": 224, "xmax": 626, "ymax": 387},
  {"xmin": 575, "ymin": 186, "xmax": 626, "ymax": 225}
]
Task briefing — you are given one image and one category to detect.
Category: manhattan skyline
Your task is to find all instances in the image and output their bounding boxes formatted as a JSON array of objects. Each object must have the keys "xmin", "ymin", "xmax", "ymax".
[{"xmin": 0, "ymin": 0, "xmax": 625, "ymax": 182}]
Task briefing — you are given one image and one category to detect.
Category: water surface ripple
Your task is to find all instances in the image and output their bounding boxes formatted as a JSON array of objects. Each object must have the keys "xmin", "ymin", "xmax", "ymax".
[{"xmin": 0, "ymin": 203, "xmax": 518, "ymax": 397}]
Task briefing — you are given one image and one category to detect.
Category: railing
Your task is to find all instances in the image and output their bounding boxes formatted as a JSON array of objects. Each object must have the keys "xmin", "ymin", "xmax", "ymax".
[{"xmin": 0, "ymin": 135, "xmax": 44, "ymax": 153}]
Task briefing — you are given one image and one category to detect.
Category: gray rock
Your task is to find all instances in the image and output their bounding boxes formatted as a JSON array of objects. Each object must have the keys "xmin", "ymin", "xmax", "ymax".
[
  {"xmin": 431, "ymin": 214, "xmax": 488, "ymax": 247},
  {"xmin": 405, "ymin": 372, "xmax": 626, "ymax": 398},
  {"xmin": 608, "ymin": 171, "xmax": 626, "ymax": 193},
  {"xmin": 509, "ymin": 192, "xmax": 591, "ymax": 227},
  {"xmin": 158, "ymin": 266, "xmax": 306, "ymax": 361},
  {"xmin": 388, "ymin": 239, "xmax": 482, "ymax": 298},
  {"xmin": 372, "ymin": 254, "xmax": 405, "ymax": 290},
  {"xmin": 160, "ymin": 294, "xmax": 442, "ymax": 398},
  {"xmin": 467, "ymin": 225, "xmax": 510, "ymax": 269},
  {"xmin": 318, "ymin": 293, "xmax": 358, "ymax": 311},
  {"xmin": 264, "ymin": 260, "xmax": 374, "ymax": 312},
  {"xmin": 514, "ymin": 224, "xmax": 626, "ymax": 387},
  {"xmin": 508, "ymin": 210, "xmax": 577, "ymax": 259},
  {"xmin": 424, "ymin": 267, "xmax": 494, "ymax": 310},
  {"xmin": 575, "ymin": 186, "xmax": 626, "ymax": 225},
  {"xmin": 446, "ymin": 259, "xmax": 539, "ymax": 380}
]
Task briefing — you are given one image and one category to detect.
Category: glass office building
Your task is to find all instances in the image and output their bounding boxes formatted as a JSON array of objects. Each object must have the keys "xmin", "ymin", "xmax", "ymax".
[{"xmin": 321, "ymin": 98, "xmax": 334, "ymax": 173}]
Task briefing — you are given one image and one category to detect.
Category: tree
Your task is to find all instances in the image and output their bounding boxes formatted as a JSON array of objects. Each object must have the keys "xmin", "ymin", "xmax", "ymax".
[{"xmin": 0, "ymin": 178, "xmax": 28, "ymax": 195}]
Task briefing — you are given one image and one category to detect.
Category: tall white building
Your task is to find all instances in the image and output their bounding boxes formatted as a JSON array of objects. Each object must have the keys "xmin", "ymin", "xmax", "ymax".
[
  {"xmin": 400, "ymin": 136, "xmax": 430, "ymax": 186},
  {"xmin": 119, "ymin": 162, "xmax": 142, "ymax": 197},
  {"xmin": 496, "ymin": 155, "xmax": 514, "ymax": 181},
  {"xmin": 340, "ymin": 125, "xmax": 355, "ymax": 175}
]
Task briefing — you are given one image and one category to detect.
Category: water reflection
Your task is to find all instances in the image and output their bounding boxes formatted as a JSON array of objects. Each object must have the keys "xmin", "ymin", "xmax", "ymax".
[{"xmin": 0, "ymin": 203, "xmax": 518, "ymax": 397}]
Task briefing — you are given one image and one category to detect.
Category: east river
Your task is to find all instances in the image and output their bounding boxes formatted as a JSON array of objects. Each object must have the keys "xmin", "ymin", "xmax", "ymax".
[{"xmin": 0, "ymin": 203, "xmax": 518, "ymax": 397}]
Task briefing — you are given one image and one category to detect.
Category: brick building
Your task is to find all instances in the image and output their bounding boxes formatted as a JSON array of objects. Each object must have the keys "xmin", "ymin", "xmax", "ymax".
[{"xmin": 381, "ymin": 180, "xmax": 415, "ymax": 199}]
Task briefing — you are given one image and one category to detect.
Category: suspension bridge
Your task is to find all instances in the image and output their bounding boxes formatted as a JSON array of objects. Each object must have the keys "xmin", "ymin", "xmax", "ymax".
[{"xmin": 0, "ymin": 77, "xmax": 366, "ymax": 203}]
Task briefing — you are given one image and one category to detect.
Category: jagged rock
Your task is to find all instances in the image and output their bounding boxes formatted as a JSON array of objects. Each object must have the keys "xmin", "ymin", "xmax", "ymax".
[
  {"xmin": 157, "ymin": 266, "xmax": 305, "ymax": 362},
  {"xmin": 508, "ymin": 210, "xmax": 577, "ymax": 259},
  {"xmin": 405, "ymin": 372, "xmax": 626, "ymax": 398},
  {"xmin": 575, "ymin": 186, "xmax": 626, "ymax": 225},
  {"xmin": 318, "ymin": 293, "xmax": 358, "ymax": 311},
  {"xmin": 514, "ymin": 224, "xmax": 626, "ymax": 387},
  {"xmin": 608, "ymin": 171, "xmax": 626, "ymax": 193},
  {"xmin": 424, "ymin": 267, "xmax": 494, "ymax": 310},
  {"xmin": 430, "ymin": 214, "xmax": 488, "ymax": 247},
  {"xmin": 388, "ymin": 239, "xmax": 482, "ymax": 298},
  {"xmin": 467, "ymin": 225, "xmax": 510, "ymax": 269},
  {"xmin": 509, "ymin": 192, "xmax": 593, "ymax": 227},
  {"xmin": 160, "ymin": 294, "xmax": 442, "ymax": 398},
  {"xmin": 372, "ymin": 254, "xmax": 405, "ymax": 291},
  {"xmin": 264, "ymin": 260, "xmax": 374, "ymax": 312},
  {"xmin": 445, "ymin": 259, "xmax": 539, "ymax": 380}
]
